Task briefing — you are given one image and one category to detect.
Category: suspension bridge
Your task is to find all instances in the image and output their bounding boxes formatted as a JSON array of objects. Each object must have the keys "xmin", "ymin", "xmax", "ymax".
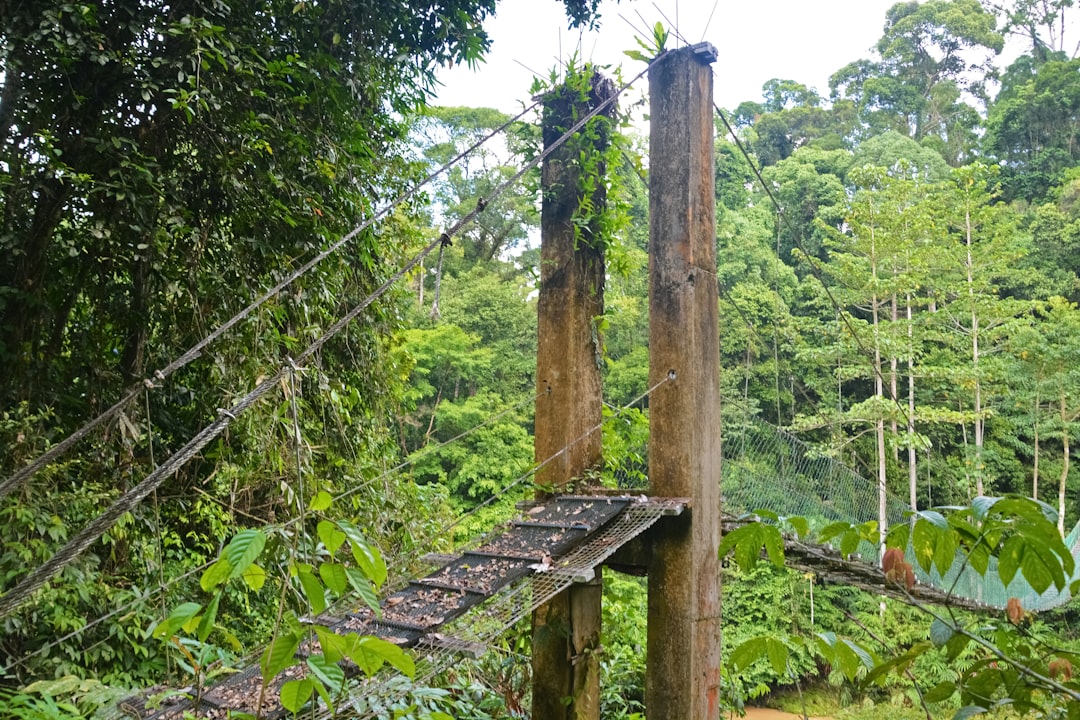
[{"xmin": 2, "ymin": 44, "xmax": 1078, "ymax": 720}]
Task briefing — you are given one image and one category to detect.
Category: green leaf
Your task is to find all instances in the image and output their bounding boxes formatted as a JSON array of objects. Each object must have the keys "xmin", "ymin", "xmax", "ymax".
[
  {"xmin": 345, "ymin": 566, "xmax": 380, "ymax": 612},
  {"xmin": 862, "ymin": 642, "xmax": 931, "ymax": 686},
  {"xmin": 260, "ymin": 632, "xmax": 300, "ymax": 682},
  {"xmin": 761, "ymin": 524, "xmax": 785, "ymax": 569},
  {"xmin": 346, "ymin": 636, "xmax": 415, "ymax": 678},
  {"xmin": 310, "ymin": 491, "xmax": 333, "ymax": 512},
  {"xmin": 318, "ymin": 520, "xmax": 346, "ymax": 556},
  {"xmin": 338, "ymin": 521, "xmax": 387, "ymax": 587},
  {"xmin": 311, "ymin": 676, "xmax": 333, "ymax": 713},
  {"xmin": 930, "ymin": 618, "xmax": 954, "ymax": 648},
  {"xmin": 201, "ymin": 557, "xmax": 232, "ymax": 592},
  {"xmin": 818, "ymin": 521, "xmax": 854, "ymax": 544},
  {"xmin": 839, "ymin": 529, "xmax": 860, "ymax": 558},
  {"xmin": 307, "ymin": 654, "xmax": 345, "ymax": 691},
  {"xmin": 752, "ymin": 508, "xmax": 780, "ymax": 523},
  {"xmin": 298, "ymin": 569, "xmax": 327, "ymax": 615},
  {"xmin": 279, "ymin": 678, "xmax": 314, "ymax": 713},
  {"xmin": 885, "ymin": 522, "xmax": 910, "ymax": 550},
  {"xmin": 786, "ymin": 516, "xmax": 810, "ymax": 539},
  {"xmin": 923, "ymin": 680, "xmax": 957, "ymax": 703},
  {"xmin": 319, "ymin": 562, "xmax": 348, "ymax": 594},
  {"xmin": 316, "ymin": 626, "xmax": 348, "ymax": 663},
  {"xmin": 912, "ymin": 518, "xmax": 937, "ymax": 574},
  {"xmin": 999, "ymin": 535, "xmax": 1065, "ymax": 593},
  {"xmin": 831, "ymin": 638, "xmax": 867, "ymax": 681},
  {"xmin": 731, "ymin": 636, "xmax": 788, "ymax": 675},
  {"xmin": 197, "ymin": 593, "xmax": 221, "ymax": 643},
  {"xmin": 971, "ymin": 496, "xmax": 1000, "ymax": 521},
  {"xmin": 152, "ymin": 602, "xmax": 202, "ymax": 639},
  {"xmin": 932, "ymin": 524, "xmax": 958, "ymax": 576},
  {"xmin": 841, "ymin": 638, "xmax": 876, "ymax": 672},
  {"xmin": 953, "ymin": 706, "xmax": 988, "ymax": 720},
  {"xmin": 242, "ymin": 564, "xmax": 266, "ymax": 591},
  {"xmin": 915, "ymin": 509, "xmax": 949, "ymax": 529},
  {"xmin": 944, "ymin": 631, "xmax": 972, "ymax": 661},
  {"xmin": 225, "ymin": 529, "xmax": 267, "ymax": 579},
  {"xmin": 719, "ymin": 523, "xmax": 784, "ymax": 572},
  {"xmin": 766, "ymin": 637, "xmax": 790, "ymax": 675}
]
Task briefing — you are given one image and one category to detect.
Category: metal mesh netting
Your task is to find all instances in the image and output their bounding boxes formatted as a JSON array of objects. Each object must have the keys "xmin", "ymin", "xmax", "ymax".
[{"xmin": 722, "ymin": 413, "xmax": 1080, "ymax": 611}]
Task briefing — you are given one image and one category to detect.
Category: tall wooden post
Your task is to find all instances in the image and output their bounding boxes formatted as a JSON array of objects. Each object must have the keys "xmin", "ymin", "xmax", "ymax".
[
  {"xmin": 645, "ymin": 44, "xmax": 722, "ymax": 720},
  {"xmin": 532, "ymin": 73, "xmax": 615, "ymax": 720}
]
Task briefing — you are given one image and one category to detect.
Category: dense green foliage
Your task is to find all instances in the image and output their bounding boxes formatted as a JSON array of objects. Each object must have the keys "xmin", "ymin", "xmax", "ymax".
[{"xmin": 7, "ymin": 0, "xmax": 1080, "ymax": 717}]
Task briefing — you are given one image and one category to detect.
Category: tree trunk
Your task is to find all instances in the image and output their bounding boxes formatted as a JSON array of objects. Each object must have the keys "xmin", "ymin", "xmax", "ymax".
[
  {"xmin": 966, "ymin": 205, "xmax": 985, "ymax": 497},
  {"xmin": 907, "ymin": 294, "xmax": 917, "ymax": 512},
  {"xmin": 1059, "ymin": 391, "xmax": 1070, "ymax": 537},
  {"xmin": 1033, "ymin": 390, "xmax": 1041, "ymax": 501},
  {"xmin": 871, "ymin": 218, "xmax": 888, "ymax": 548},
  {"xmin": 891, "ymin": 292, "xmax": 899, "ymax": 463}
]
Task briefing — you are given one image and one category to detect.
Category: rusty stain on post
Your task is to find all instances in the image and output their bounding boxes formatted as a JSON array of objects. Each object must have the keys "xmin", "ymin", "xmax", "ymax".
[
  {"xmin": 532, "ymin": 72, "xmax": 616, "ymax": 720},
  {"xmin": 645, "ymin": 45, "xmax": 722, "ymax": 720}
]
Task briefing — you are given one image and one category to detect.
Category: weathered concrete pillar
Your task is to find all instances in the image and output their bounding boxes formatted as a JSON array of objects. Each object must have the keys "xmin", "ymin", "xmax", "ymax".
[
  {"xmin": 532, "ymin": 72, "xmax": 615, "ymax": 720},
  {"xmin": 645, "ymin": 44, "xmax": 722, "ymax": 720}
]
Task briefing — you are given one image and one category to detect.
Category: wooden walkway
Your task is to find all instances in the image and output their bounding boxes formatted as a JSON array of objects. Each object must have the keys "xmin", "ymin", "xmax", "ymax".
[{"xmin": 136, "ymin": 494, "xmax": 686, "ymax": 719}]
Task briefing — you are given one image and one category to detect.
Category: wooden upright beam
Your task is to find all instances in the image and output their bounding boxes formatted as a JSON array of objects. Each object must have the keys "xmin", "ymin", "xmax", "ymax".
[
  {"xmin": 645, "ymin": 44, "xmax": 722, "ymax": 720},
  {"xmin": 532, "ymin": 72, "xmax": 615, "ymax": 720}
]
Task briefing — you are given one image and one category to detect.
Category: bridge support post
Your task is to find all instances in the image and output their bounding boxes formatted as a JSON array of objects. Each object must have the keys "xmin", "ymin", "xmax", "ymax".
[
  {"xmin": 645, "ymin": 44, "xmax": 722, "ymax": 720},
  {"xmin": 532, "ymin": 72, "xmax": 616, "ymax": 720}
]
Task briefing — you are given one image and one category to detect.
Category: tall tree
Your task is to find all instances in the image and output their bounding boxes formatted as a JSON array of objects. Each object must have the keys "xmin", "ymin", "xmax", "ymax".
[
  {"xmin": 415, "ymin": 106, "xmax": 539, "ymax": 266},
  {"xmin": 986, "ymin": 57, "xmax": 1080, "ymax": 201},
  {"xmin": 984, "ymin": 0, "xmax": 1080, "ymax": 59},
  {"xmin": 830, "ymin": 0, "xmax": 1003, "ymax": 162},
  {"xmin": 932, "ymin": 163, "xmax": 1030, "ymax": 497}
]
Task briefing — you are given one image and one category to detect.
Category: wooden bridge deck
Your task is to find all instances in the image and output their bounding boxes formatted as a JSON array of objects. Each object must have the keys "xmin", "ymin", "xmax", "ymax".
[{"xmin": 136, "ymin": 494, "xmax": 686, "ymax": 719}]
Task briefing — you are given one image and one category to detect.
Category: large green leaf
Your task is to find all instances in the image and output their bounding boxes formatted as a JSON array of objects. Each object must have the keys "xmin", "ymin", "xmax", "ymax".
[
  {"xmin": 345, "ymin": 566, "xmax": 380, "ymax": 613},
  {"xmin": 337, "ymin": 521, "xmax": 387, "ymax": 586},
  {"xmin": 315, "ymin": 626, "xmax": 348, "ymax": 663},
  {"xmin": 718, "ymin": 523, "xmax": 785, "ymax": 572},
  {"xmin": 345, "ymin": 636, "xmax": 415, "ymax": 678},
  {"xmin": 297, "ymin": 568, "xmax": 327, "ymax": 615},
  {"xmin": 862, "ymin": 641, "xmax": 931, "ymax": 686},
  {"xmin": 279, "ymin": 678, "xmax": 314, "ymax": 713},
  {"xmin": 197, "ymin": 593, "xmax": 221, "ymax": 643},
  {"xmin": 151, "ymin": 602, "xmax": 202, "ymax": 639},
  {"xmin": 317, "ymin": 520, "xmax": 346, "ymax": 556},
  {"xmin": 310, "ymin": 490, "xmax": 333, "ymax": 512},
  {"xmin": 225, "ymin": 529, "xmax": 267, "ymax": 580},
  {"xmin": 241, "ymin": 564, "xmax": 266, "ymax": 591},
  {"xmin": 930, "ymin": 618, "xmax": 954, "ymax": 648},
  {"xmin": 923, "ymin": 680, "xmax": 957, "ymax": 703},
  {"xmin": 260, "ymin": 632, "xmax": 300, "ymax": 682},
  {"xmin": 307, "ymin": 654, "xmax": 345, "ymax": 691},
  {"xmin": 730, "ymin": 636, "xmax": 789, "ymax": 675},
  {"xmin": 201, "ymin": 557, "xmax": 233, "ymax": 592},
  {"xmin": 999, "ymin": 535, "xmax": 1066, "ymax": 593},
  {"xmin": 319, "ymin": 562, "xmax": 348, "ymax": 595}
]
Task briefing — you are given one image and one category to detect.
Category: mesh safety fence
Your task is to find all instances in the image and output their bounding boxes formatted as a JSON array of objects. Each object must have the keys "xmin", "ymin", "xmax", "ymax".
[{"xmin": 722, "ymin": 413, "xmax": 1080, "ymax": 611}]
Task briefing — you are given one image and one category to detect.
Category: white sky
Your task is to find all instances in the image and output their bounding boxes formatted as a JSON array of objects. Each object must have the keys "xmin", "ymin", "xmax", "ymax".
[{"xmin": 434, "ymin": 0, "xmax": 903, "ymax": 115}]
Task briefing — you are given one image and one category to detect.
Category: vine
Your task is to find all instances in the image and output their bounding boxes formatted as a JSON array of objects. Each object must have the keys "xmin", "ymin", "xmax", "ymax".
[{"xmin": 529, "ymin": 58, "xmax": 637, "ymax": 276}]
